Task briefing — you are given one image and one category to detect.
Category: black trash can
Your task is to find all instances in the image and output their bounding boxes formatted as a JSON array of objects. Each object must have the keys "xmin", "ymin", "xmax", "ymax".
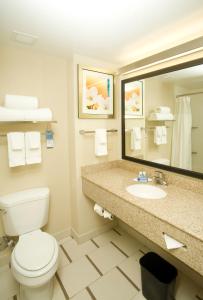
[{"xmin": 139, "ymin": 252, "xmax": 177, "ymax": 300}]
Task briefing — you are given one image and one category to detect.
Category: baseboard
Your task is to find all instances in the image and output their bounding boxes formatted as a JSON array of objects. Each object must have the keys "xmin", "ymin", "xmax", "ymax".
[
  {"xmin": 52, "ymin": 227, "xmax": 71, "ymax": 241},
  {"xmin": 71, "ymin": 220, "xmax": 117, "ymax": 244}
]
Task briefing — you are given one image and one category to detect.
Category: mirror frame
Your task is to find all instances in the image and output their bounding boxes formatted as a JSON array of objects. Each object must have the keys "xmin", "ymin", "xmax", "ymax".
[{"xmin": 121, "ymin": 57, "xmax": 203, "ymax": 180}]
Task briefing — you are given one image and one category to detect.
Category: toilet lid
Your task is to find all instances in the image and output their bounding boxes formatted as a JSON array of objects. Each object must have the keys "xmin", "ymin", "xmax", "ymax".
[{"xmin": 14, "ymin": 230, "xmax": 55, "ymax": 271}]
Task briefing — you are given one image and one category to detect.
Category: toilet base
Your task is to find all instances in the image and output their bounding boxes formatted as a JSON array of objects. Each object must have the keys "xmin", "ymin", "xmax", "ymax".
[{"xmin": 19, "ymin": 277, "xmax": 54, "ymax": 300}]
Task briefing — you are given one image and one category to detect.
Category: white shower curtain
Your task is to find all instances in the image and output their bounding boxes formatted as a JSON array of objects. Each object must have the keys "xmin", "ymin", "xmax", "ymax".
[{"xmin": 171, "ymin": 96, "xmax": 192, "ymax": 170}]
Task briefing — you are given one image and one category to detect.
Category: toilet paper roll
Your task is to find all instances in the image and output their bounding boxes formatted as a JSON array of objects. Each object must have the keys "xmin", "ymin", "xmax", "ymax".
[
  {"xmin": 94, "ymin": 204, "xmax": 104, "ymax": 217},
  {"xmin": 103, "ymin": 210, "xmax": 113, "ymax": 220},
  {"xmin": 163, "ymin": 233, "xmax": 185, "ymax": 250}
]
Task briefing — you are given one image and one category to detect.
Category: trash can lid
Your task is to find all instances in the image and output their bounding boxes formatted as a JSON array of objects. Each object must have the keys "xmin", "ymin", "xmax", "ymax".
[{"xmin": 139, "ymin": 252, "xmax": 177, "ymax": 284}]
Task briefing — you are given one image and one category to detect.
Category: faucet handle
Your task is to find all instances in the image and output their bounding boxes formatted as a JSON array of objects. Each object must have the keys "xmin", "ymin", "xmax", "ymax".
[{"xmin": 154, "ymin": 170, "xmax": 167, "ymax": 185}]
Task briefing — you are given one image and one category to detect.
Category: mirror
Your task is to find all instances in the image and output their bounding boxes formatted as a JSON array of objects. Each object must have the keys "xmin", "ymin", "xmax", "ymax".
[{"xmin": 122, "ymin": 58, "xmax": 203, "ymax": 179}]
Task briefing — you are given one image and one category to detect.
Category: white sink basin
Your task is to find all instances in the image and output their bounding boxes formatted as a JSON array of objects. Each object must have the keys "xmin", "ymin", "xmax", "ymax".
[{"xmin": 126, "ymin": 184, "xmax": 167, "ymax": 199}]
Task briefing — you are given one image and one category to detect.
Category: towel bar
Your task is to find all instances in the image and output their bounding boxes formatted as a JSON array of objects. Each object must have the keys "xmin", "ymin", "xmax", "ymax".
[{"xmin": 79, "ymin": 129, "xmax": 118, "ymax": 135}]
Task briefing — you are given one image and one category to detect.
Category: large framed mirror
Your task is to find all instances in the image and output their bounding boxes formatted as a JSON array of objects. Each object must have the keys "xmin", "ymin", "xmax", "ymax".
[{"xmin": 121, "ymin": 57, "xmax": 203, "ymax": 179}]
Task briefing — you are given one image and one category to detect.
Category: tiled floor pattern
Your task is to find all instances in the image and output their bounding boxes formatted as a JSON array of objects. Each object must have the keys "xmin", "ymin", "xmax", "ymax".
[
  {"xmin": 1, "ymin": 228, "xmax": 203, "ymax": 300},
  {"xmin": 55, "ymin": 228, "xmax": 203, "ymax": 300}
]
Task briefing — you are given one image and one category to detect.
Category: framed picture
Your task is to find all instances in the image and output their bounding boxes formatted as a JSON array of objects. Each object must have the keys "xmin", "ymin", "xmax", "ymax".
[
  {"xmin": 78, "ymin": 65, "xmax": 114, "ymax": 118},
  {"xmin": 124, "ymin": 80, "xmax": 144, "ymax": 118}
]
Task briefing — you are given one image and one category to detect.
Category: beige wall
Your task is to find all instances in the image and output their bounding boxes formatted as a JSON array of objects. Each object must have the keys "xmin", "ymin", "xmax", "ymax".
[
  {"xmin": 68, "ymin": 54, "xmax": 120, "ymax": 241},
  {"xmin": 0, "ymin": 45, "xmax": 71, "ymax": 238}
]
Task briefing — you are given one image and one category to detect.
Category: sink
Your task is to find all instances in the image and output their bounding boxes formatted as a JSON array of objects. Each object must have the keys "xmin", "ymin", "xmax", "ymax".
[{"xmin": 126, "ymin": 184, "xmax": 167, "ymax": 199}]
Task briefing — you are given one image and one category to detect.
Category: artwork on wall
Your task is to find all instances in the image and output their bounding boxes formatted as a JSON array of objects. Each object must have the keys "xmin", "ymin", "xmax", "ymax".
[
  {"xmin": 124, "ymin": 80, "xmax": 144, "ymax": 118},
  {"xmin": 78, "ymin": 65, "xmax": 114, "ymax": 118}
]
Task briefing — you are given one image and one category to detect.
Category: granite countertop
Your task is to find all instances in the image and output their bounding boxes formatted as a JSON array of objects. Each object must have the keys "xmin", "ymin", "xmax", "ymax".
[{"xmin": 82, "ymin": 162, "xmax": 203, "ymax": 243}]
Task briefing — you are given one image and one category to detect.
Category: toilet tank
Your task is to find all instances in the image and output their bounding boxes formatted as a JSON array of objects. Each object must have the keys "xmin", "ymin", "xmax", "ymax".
[{"xmin": 0, "ymin": 188, "xmax": 49, "ymax": 236}]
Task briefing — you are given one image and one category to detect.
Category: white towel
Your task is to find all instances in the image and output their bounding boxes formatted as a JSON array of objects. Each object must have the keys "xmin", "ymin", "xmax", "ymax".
[
  {"xmin": 161, "ymin": 126, "xmax": 167, "ymax": 144},
  {"xmin": 7, "ymin": 132, "xmax": 25, "ymax": 167},
  {"xmin": 131, "ymin": 127, "xmax": 141, "ymax": 150},
  {"xmin": 156, "ymin": 106, "xmax": 171, "ymax": 114},
  {"xmin": 5, "ymin": 95, "xmax": 38, "ymax": 110},
  {"xmin": 95, "ymin": 129, "xmax": 107, "ymax": 156},
  {"xmin": 25, "ymin": 132, "xmax": 41, "ymax": 164},
  {"xmin": 154, "ymin": 126, "xmax": 162, "ymax": 145},
  {"xmin": 149, "ymin": 112, "xmax": 174, "ymax": 121},
  {"xmin": 0, "ymin": 106, "xmax": 25, "ymax": 121},
  {"xmin": 24, "ymin": 108, "xmax": 53, "ymax": 121}
]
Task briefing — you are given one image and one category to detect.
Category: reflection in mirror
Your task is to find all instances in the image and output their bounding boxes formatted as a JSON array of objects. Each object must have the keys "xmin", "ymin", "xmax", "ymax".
[{"xmin": 123, "ymin": 62, "xmax": 203, "ymax": 174}]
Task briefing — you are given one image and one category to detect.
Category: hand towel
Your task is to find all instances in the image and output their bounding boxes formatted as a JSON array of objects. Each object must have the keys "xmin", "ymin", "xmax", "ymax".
[
  {"xmin": 156, "ymin": 106, "xmax": 171, "ymax": 114},
  {"xmin": 161, "ymin": 126, "xmax": 167, "ymax": 144},
  {"xmin": 0, "ymin": 106, "xmax": 25, "ymax": 121},
  {"xmin": 24, "ymin": 108, "xmax": 53, "ymax": 121},
  {"xmin": 25, "ymin": 132, "xmax": 41, "ymax": 164},
  {"xmin": 5, "ymin": 95, "xmax": 38, "ymax": 110},
  {"xmin": 131, "ymin": 127, "xmax": 141, "ymax": 150},
  {"xmin": 7, "ymin": 132, "xmax": 25, "ymax": 167},
  {"xmin": 154, "ymin": 126, "xmax": 162, "ymax": 145},
  {"xmin": 95, "ymin": 129, "xmax": 107, "ymax": 156}
]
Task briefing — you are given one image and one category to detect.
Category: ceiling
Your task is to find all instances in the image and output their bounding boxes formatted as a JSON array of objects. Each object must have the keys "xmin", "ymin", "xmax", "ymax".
[{"xmin": 0, "ymin": 0, "xmax": 203, "ymax": 66}]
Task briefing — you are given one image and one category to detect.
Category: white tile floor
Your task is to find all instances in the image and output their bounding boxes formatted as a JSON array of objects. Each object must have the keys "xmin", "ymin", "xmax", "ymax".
[
  {"xmin": 1, "ymin": 228, "xmax": 203, "ymax": 300},
  {"xmin": 55, "ymin": 228, "xmax": 203, "ymax": 300}
]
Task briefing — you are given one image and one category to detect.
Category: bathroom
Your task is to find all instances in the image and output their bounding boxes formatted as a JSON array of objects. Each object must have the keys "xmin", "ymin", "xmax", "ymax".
[{"xmin": 0, "ymin": 1, "xmax": 203, "ymax": 299}]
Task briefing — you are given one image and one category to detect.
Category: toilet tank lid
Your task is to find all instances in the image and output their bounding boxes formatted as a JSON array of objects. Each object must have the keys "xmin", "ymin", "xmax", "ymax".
[{"xmin": 0, "ymin": 188, "xmax": 49, "ymax": 208}]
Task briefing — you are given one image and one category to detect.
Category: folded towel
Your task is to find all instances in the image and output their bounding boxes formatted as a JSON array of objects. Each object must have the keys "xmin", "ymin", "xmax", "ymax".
[
  {"xmin": 149, "ymin": 112, "xmax": 174, "ymax": 121},
  {"xmin": 156, "ymin": 106, "xmax": 171, "ymax": 114},
  {"xmin": 7, "ymin": 132, "xmax": 25, "ymax": 167},
  {"xmin": 0, "ymin": 107, "xmax": 52, "ymax": 122},
  {"xmin": 25, "ymin": 132, "xmax": 41, "ymax": 164},
  {"xmin": 95, "ymin": 129, "xmax": 107, "ymax": 156},
  {"xmin": 131, "ymin": 127, "xmax": 141, "ymax": 150},
  {"xmin": 24, "ymin": 108, "xmax": 53, "ymax": 121},
  {"xmin": 0, "ymin": 106, "xmax": 25, "ymax": 121},
  {"xmin": 5, "ymin": 95, "xmax": 38, "ymax": 110},
  {"xmin": 161, "ymin": 126, "xmax": 167, "ymax": 144},
  {"xmin": 154, "ymin": 126, "xmax": 162, "ymax": 145}
]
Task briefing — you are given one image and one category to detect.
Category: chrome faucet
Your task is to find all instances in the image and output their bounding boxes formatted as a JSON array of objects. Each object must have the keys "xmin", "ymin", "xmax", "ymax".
[{"xmin": 153, "ymin": 171, "xmax": 168, "ymax": 185}]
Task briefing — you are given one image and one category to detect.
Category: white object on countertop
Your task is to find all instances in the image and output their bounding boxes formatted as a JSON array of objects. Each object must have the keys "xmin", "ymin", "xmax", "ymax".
[
  {"xmin": 7, "ymin": 132, "xmax": 25, "ymax": 167},
  {"xmin": 95, "ymin": 129, "xmax": 108, "ymax": 156},
  {"xmin": 94, "ymin": 204, "xmax": 104, "ymax": 217},
  {"xmin": 131, "ymin": 127, "xmax": 141, "ymax": 150},
  {"xmin": 103, "ymin": 210, "xmax": 113, "ymax": 220},
  {"xmin": 5, "ymin": 95, "xmax": 38, "ymax": 110},
  {"xmin": 25, "ymin": 132, "xmax": 41, "ymax": 165},
  {"xmin": 163, "ymin": 233, "xmax": 185, "ymax": 250},
  {"xmin": 133, "ymin": 177, "xmax": 152, "ymax": 182}
]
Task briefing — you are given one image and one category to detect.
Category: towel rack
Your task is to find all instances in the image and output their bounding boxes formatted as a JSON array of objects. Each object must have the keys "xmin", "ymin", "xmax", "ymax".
[
  {"xmin": 79, "ymin": 129, "xmax": 118, "ymax": 135},
  {"xmin": 0, "ymin": 131, "xmax": 51, "ymax": 137}
]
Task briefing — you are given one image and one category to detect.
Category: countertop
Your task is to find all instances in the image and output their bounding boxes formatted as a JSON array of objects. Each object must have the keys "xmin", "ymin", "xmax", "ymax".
[{"xmin": 82, "ymin": 162, "xmax": 203, "ymax": 243}]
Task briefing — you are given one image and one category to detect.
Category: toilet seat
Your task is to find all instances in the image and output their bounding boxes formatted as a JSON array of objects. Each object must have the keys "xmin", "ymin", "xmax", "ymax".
[{"xmin": 11, "ymin": 230, "xmax": 58, "ymax": 278}]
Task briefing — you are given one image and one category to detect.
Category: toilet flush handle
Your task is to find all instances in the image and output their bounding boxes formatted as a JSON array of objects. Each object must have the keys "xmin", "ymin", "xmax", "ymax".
[{"xmin": 0, "ymin": 209, "xmax": 7, "ymax": 214}]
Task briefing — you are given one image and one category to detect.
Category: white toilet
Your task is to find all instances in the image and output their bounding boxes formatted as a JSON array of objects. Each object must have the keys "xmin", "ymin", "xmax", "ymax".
[{"xmin": 0, "ymin": 187, "xmax": 59, "ymax": 300}]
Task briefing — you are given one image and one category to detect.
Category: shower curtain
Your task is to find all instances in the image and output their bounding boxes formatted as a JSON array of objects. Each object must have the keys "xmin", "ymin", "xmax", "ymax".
[{"xmin": 171, "ymin": 96, "xmax": 192, "ymax": 170}]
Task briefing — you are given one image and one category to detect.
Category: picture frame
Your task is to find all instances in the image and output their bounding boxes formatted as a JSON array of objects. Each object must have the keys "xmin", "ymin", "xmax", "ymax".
[
  {"xmin": 78, "ymin": 65, "xmax": 114, "ymax": 119},
  {"xmin": 124, "ymin": 80, "xmax": 144, "ymax": 118}
]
